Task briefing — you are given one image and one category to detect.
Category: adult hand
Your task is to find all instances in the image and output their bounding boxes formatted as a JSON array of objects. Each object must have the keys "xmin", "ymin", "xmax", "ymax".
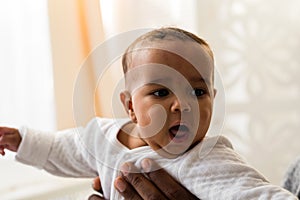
[
  {"xmin": 116, "ymin": 158, "xmax": 198, "ymax": 200},
  {"xmin": 88, "ymin": 176, "xmax": 104, "ymax": 200},
  {"xmin": 88, "ymin": 158, "xmax": 198, "ymax": 200}
]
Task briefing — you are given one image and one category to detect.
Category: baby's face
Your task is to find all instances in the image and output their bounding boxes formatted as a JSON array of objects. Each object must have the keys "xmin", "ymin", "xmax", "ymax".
[{"xmin": 124, "ymin": 41, "xmax": 215, "ymax": 157}]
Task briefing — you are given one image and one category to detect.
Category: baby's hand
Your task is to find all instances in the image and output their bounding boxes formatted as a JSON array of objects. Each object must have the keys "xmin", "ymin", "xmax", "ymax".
[{"xmin": 0, "ymin": 127, "xmax": 22, "ymax": 156}]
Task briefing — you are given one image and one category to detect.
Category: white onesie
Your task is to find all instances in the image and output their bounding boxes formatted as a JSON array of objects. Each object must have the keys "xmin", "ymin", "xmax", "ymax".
[{"xmin": 16, "ymin": 117, "xmax": 297, "ymax": 199}]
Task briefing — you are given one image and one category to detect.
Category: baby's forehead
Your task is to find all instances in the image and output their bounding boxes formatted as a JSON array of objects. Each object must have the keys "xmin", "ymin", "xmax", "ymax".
[
  {"xmin": 128, "ymin": 43, "xmax": 213, "ymax": 79},
  {"xmin": 129, "ymin": 40, "xmax": 213, "ymax": 67}
]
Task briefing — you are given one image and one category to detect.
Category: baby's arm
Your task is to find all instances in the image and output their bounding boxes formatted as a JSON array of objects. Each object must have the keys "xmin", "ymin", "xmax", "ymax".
[
  {"xmin": 14, "ymin": 118, "xmax": 105, "ymax": 178},
  {"xmin": 0, "ymin": 127, "xmax": 22, "ymax": 156}
]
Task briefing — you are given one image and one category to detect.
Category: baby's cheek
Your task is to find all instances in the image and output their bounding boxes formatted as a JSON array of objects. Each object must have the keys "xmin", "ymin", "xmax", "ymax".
[
  {"xmin": 199, "ymin": 108, "xmax": 213, "ymax": 129},
  {"xmin": 137, "ymin": 104, "xmax": 167, "ymax": 139},
  {"xmin": 135, "ymin": 106, "xmax": 151, "ymax": 126}
]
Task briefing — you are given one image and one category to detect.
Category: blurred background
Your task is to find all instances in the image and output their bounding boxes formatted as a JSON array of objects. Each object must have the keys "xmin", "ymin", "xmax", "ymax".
[{"xmin": 0, "ymin": 0, "xmax": 300, "ymax": 199}]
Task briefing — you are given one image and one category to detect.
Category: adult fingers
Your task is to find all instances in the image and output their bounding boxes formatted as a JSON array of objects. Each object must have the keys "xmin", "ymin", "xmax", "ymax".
[
  {"xmin": 119, "ymin": 162, "xmax": 167, "ymax": 200},
  {"xmin": 141, "ymin": 158, "xmax": 199, "ymax": 200},
  {"xmin": 92, "ymin": 176, "xmax": 103, "ymax": 193},
  {"xmin": 88, "ymin": 177, "xmax": 103, "ymax": 200},
  {"xmin": 87, "ymin": 194, "xmax": 104, "ymax": 200},
  {"xmin": 114, "ymin": 176, "xmax": 142, "ymax": 200}
]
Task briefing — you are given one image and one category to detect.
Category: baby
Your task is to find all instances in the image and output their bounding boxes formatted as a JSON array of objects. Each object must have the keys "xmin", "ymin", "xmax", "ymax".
[{"xmin": 0, "ymin": 27, "xmax": 297, "ymax": 199}]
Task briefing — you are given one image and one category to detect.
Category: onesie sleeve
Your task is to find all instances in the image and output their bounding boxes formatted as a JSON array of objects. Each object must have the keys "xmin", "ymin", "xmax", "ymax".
[
  {"xmin": 15, "ymin": 118, "xmax": 103, "ymax": 178},
  {"xmin": 16, "ymin": 126, "xmax": 55, "ymax": 168},
  {"xmin": 177, "ymin": 136, "xmax": 298, "ymax": 199}
]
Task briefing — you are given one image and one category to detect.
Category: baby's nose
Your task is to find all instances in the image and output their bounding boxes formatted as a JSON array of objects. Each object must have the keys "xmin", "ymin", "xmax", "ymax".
[{"xmin": 171, "ymin": 97, "xmax": 192, "ymax": 112}]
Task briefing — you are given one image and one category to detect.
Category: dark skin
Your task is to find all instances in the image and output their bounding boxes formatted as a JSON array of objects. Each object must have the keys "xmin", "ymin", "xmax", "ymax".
[{"xmin": 88, "ymin": 159, "xmax": 199, "ymax": 200}]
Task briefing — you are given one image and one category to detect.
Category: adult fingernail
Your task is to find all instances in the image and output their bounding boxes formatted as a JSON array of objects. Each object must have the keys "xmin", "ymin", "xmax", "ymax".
[
  {"xmin": 120, "ymin": 163, "xmax": 130, "ymax": 176},
  {"xmin": 141, "ymin": 159, "xmax": 152, "ymax": 173},
  {"xmin": 115, "ymin": 179, "xmax": 126, "ymax": 192}
]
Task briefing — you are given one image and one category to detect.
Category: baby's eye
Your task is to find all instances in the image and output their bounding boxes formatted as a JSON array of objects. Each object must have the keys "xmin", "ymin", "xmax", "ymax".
[
  {"xmin": 152, "ymin": 89, "xmax": 170, "ymax": 97},
  {"xmin": 192, "ymin": 88, "xmax": 205, "ymax": 97}
]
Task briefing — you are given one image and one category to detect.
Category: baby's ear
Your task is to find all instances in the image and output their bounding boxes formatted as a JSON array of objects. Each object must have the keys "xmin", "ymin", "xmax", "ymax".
[
  {"xmin": 213, "ymin": 88, "xmax": 217, "ymax": 98},
  {"xmin": 120, "ymin": 90, "xmax": 131, "ymax": 113},
  {"xmin": 120, "ymin": 91, "xmax": 137, "ymax": 123}
]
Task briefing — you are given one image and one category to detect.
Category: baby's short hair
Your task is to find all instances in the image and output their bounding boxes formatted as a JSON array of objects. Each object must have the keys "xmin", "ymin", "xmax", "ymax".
[{"xmin": 122, "ymin": 27, "xmax": 214, "ymax": 74}]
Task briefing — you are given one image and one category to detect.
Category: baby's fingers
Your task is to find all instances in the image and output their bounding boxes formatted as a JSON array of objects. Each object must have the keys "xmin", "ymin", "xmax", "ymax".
[
  {"xmin": 0, "ymin": 128, "xmax": 21, "ymax": 152},
  {"xmin": 0, "ymin": 146, "xmax": 5, "ymax": 156},
  {"xmin": 0, "ymin": 127, "xmax": 10, "ymax": 136},
  {"xmin": 0, "ymin": 133, "xmax": 15, "ymax": 144}
]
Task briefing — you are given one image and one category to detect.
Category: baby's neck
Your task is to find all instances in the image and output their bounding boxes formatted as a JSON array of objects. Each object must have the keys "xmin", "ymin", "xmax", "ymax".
[{"xmin": 117, "ymin": 122, "xmax": 147, "ymax": 149}]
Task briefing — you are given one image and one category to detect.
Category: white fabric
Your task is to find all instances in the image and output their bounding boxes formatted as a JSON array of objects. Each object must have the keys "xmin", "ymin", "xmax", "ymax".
[{"xmin": 16, "ymin": 118, "xmax": 297, "ymax": 199}]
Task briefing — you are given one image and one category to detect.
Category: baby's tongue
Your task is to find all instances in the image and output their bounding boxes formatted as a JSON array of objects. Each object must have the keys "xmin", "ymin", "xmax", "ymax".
[{"xmin": 170, "ymin": 125, "xmax": 188, "ymax": 137}]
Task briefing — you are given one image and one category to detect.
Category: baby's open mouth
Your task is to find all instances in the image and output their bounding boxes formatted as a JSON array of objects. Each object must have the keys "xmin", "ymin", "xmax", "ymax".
[{"xmin": 169, "ymin": 124, "xmax": 189, "ymax": 142}]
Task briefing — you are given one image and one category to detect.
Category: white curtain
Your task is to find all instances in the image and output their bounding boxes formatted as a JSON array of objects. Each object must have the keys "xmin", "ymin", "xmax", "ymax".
[
  {"xmin": 0, "ymin": 1, "xmax": 56, "ymax": 132},
  {"xmin": 0, "ymin": 1, "xmax": 60, "ymax": 199},
  {"xmin": 0, "ymin": 1, "xmax": 103, "ymax": 199}
]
